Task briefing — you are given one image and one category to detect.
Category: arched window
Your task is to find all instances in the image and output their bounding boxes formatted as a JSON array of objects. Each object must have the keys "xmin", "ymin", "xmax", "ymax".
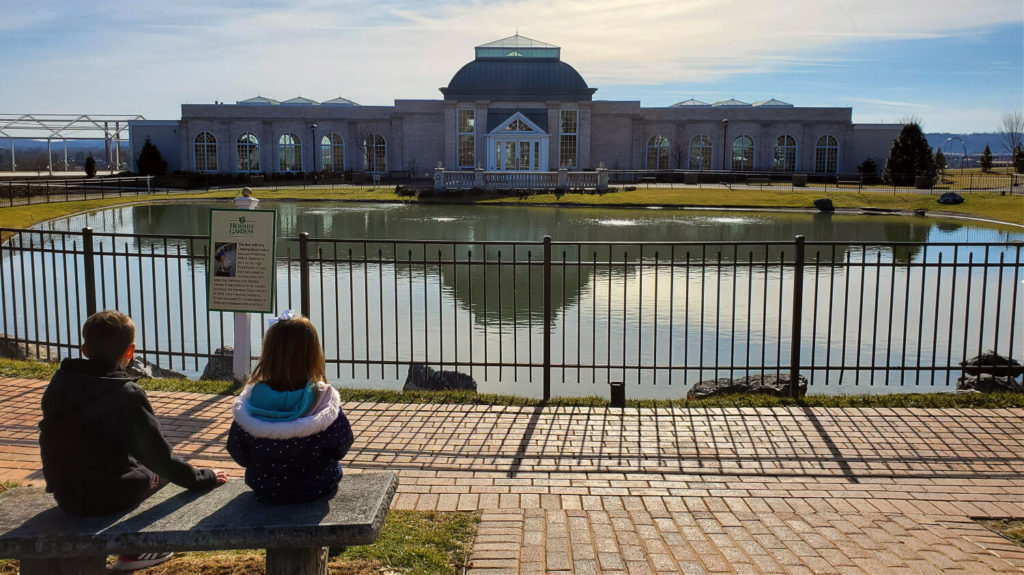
[
  {"xmin": 363, "ymin": 134, "xmax": 387, "ymax": 172},
  {"xmin": 236, "ymin": 133, "xmax": 260, "ymax": 172},
  {"xmin": 732, "ymin": 136, "xmax": 754, "ymax": 171},
  {"xmin": 194, "ymin": 132, "xmax": 217, "ymax": 172},
  {"xmin": 689, "ymin": 135, "xmax": 712, "ymax": 170},
  {"xmin": 321, "ymin": 133, "xmax": 344, "ymax": 172},
  {"xmin": 773, "ymin": 135, "xmax": 797, "ymax": 172},
  {"xmin": 646, "ymin": 135, "xmax": 670, "ymax": 170},
  {"xmin": 278, "ymin": 133, "xmax": 301, "ymax": 172},
  {"xmin": 815, "ymin": 135, "xmax": 838, "ymax": 173}
]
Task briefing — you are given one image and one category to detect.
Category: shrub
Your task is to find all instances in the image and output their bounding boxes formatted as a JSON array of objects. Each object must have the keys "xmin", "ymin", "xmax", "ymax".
[
  {"xmin": 980, "ymin": 145, "xmax": 994, "ymax": 172},
  {"xmin": 84, "ymin": 156, "xmax": 96, "ymax": 178},
  {"xmin": 137, "ymin": 138, "xmax": 168, "ymax": 176},
  {"xmin": 882, "ymin": 123, "xmax": 936, "ymax": 186}
]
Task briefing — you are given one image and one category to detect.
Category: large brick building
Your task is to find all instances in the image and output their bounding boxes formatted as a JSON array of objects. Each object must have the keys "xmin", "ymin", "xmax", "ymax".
[{"xmin": 130, "ymin": 35, "xmax": 899, "ymax": 176}]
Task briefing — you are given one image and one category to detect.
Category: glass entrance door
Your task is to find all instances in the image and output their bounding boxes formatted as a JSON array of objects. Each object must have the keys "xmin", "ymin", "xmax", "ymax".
[{"xmin": 495, "ymin": 139, "xmax": 540, "ymax": 171}]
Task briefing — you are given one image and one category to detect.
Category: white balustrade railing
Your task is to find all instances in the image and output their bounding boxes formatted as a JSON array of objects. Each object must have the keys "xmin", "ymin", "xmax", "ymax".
[
  {"xmin": 483, "ymin": 172, "xmax": 558, "ymax": 189},
  {"xmin": 436, "ymin": 169, "xmax": 605, "ymax": 191},
  {"xmin": 442, "ymin": 171, "xmax": 475, "ymax": 190},
  {"xmin": 567, "ymin": 172, "xmax": 598, "ymax": 188}
]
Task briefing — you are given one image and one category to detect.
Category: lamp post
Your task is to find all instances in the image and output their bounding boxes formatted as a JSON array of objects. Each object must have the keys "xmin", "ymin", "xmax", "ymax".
[
  {"xmin": 232, "ymin": 187, "xmax": 260, "ymax": 383},
  {"xmin": 310, "ymin": 123, "xmax": 318, "ymax": 175},
  {"xmin": 721, "ymin": 119, "xmax": 729, "ymax": 171}
]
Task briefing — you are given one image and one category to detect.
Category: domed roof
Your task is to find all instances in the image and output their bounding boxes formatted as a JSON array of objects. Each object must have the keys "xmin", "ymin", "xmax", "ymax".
[{"xmin": 441, "ymin": 35, "xmax": 596, "ymax": 101}]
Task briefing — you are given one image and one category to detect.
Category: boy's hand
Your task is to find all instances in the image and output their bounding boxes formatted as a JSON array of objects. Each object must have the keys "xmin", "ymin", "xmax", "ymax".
[{"xmin": 213, "ymin": 469, "xmax": 229, "ymax": 484}]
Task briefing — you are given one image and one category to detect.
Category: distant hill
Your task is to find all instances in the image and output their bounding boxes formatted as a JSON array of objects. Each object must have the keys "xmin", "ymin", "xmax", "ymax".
[{"xmin": 926, "ymin": 133, "xmax": 1010, "ymax": 156}]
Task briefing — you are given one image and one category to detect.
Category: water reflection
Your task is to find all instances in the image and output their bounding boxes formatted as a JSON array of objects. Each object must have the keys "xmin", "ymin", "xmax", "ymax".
[{"xmin": 12, "ymin": 201, "xmax": 1023, "ymax": 398}]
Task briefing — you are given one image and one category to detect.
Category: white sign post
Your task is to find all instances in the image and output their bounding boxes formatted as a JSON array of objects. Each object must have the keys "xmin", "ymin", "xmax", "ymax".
[{"xmin": 208, "ymin": 191, "xmax": 276, "ymax": 382}]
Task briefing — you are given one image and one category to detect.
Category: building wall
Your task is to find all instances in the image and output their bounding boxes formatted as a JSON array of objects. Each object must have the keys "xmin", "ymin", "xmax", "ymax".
[
  {"xmin": 588, "ymin": 101, "xmax": 639, "ymax": 170},
  {"xmin": 628, "ymin": 107, "xmax": 854, "ymax": 173},
  {"xmin": 128, "ymin": 121, "xmax": 181, "ymax": 172},
  {"xmin": 849, "ymin": 124, "xmax": 902, "ymax": 173},
  {"xmin": 146, "ymin": 99, "xmax": 895, "ymax": 175}
]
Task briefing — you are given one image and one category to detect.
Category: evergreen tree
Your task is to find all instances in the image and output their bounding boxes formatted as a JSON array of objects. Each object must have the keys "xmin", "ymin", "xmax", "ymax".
[
  {"xmin": 84, "ymin": 155, "xmax": 97, "ymax": 178},
  {"xmin": 934, "ymin": 149, "xmax": 945, "ymax": 173},
  {"xmin": 857, "ymin": 158, "xmax": 878, "ymax": 176},
  {"xmin": 137, "ymin": 138, "xmax": 168, "ymax": 176},
  {"xmin": 1014, "ymin": 144, "xmax": 1024, "ymax": 174},
  {"xmin": 882, "ymin": 122, "xmax": 936, "ymax": 186},
  {"xmin": 980, "ymin": 145, "xmax": 993, "ymax": 172}
]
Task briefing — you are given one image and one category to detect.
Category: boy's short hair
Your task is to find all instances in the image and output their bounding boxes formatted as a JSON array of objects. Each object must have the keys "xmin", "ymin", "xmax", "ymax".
[{"xmin": 82, "ymin": 311, "xmax": 135, "ymax": 365}]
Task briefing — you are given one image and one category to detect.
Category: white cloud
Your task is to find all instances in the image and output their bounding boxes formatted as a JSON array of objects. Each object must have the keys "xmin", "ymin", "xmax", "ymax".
[{"xmin": 0, "ymin": 0, "xmax": 1019, "ymax": 133}]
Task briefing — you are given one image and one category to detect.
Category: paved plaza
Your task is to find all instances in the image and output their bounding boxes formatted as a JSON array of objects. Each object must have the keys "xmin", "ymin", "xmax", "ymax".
[{"xmin": 1, "ymin": 376, "xmax": 1022, "ymax": 574}]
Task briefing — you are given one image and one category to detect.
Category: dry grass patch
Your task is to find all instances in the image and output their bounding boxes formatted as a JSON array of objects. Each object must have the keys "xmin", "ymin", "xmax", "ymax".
[
  {"xmin": 979, "ymin": 518, "xmax": 1024, "ymax": 546},
  {"xmin": 0, "ymin": 506, "xmax": 477, "ymax": 575}
]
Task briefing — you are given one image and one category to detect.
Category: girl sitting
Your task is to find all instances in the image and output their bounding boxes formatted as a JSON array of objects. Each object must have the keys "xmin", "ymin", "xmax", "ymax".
[{"xmin": 226, "ymin": 311, "xmax": 353, "ymax": 504}]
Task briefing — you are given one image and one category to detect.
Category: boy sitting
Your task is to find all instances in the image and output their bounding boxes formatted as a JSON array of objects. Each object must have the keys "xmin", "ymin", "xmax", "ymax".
[{"xmin": 38, "ymin": 310, "xmax": 227, "ymax": 572}]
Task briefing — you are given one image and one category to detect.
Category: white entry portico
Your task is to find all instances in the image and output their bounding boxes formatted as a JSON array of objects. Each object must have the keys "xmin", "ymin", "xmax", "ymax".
[{"xmin": 486, "ymin": 112, "xmax": 549, "ymax": 171}]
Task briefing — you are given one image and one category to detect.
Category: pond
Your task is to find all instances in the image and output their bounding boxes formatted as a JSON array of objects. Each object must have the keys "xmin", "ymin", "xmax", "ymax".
[{"xmin": 11, "ymin": 200, "xmax": 1024, "ymax": 398}]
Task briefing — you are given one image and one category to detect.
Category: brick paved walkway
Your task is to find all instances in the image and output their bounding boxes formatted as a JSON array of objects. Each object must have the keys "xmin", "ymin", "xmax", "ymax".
[{"xmin": 1, "ymin": 377, "xmax": 1022, "ymax": 574}]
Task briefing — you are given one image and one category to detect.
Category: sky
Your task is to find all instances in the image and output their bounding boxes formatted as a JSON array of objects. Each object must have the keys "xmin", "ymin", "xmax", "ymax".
[{"xmin": 1, "ymin": 0, "xmax": 1022, "ymax": 134}]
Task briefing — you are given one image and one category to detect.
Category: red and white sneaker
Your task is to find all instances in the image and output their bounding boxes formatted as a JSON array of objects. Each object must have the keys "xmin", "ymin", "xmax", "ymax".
[{"xmin": 112, "ymin": 551, "xmax": 174, "ymax": 571}]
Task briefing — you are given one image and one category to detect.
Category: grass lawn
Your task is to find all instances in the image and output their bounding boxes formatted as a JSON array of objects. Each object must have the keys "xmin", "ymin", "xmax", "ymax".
[
  {"xmin": 1, "ymin": 183, "xmax": 1022, "ymax": 231},
  {"xmin": 4, "ymin": 359, "xmax": 1022, "ymax": 409},
  {"xmin": 0, "ymin": 480, "xmax": 478, "ymax": 575}
]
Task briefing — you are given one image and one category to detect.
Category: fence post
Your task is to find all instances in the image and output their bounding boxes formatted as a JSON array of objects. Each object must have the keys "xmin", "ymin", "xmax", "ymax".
[
  {"xmin": 82, "ymin": 227, "xmax": 97, "ymax": 317},
  {"xmin": 542, "ymin": 235, "xmax": 552, "ymax": 401},
  {"xmin": 299, "ymin": 232, "xmax": 311, "ymax": 318},
  {"xmin": 789, "ymin": 235, "xmax": 805, "ymax": 397}
]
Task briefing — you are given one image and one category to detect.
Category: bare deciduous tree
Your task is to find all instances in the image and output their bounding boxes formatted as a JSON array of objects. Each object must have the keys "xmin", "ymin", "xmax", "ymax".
[{"xmin": 1000, "ymin": 111, "xmax": 1023, "ymax": 155}]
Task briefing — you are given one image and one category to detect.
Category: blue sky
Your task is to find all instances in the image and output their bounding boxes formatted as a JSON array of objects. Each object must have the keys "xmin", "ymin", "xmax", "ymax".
[{"xmin": 1, "ymin": 0, "xmax": 1021, "ymax": 133}]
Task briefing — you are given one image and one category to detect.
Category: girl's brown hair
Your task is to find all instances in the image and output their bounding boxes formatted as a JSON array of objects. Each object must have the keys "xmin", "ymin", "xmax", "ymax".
[{"xmin": 248, "ymin": 315, "xmax": 326, "ymax": 391}]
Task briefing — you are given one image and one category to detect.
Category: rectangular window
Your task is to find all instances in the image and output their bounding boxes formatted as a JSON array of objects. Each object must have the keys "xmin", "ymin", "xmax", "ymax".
[
  {"xmin": 559, "ymin": 110, "xmax": 578, "ymax": 168},
  {"xmin": 458, "ymin": 109, "xmax": 475, "ymax": 168}
]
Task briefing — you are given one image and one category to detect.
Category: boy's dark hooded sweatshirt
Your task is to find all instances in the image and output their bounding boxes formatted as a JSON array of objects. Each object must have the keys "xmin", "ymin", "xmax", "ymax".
[{"xmin": 38, "ymin": 358, "xmax": 217, "ymax": 516}]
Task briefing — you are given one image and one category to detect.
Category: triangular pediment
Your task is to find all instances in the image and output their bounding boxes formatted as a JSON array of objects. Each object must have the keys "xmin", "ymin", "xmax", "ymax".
[{"xmin": 489, "ymin": 112, "xmax": 545, "ymax": 135}]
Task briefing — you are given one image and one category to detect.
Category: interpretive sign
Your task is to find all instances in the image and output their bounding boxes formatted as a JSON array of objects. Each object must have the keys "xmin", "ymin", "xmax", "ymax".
[{"xmin": 208, "ymin": 208, "xmax": 277, "ymax": 313}]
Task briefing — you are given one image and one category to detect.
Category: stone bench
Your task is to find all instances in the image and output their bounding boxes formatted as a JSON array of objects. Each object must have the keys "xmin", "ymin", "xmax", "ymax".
[
  {"xmin": 836, "ymin": 176, "xmax": 863, "ymax": 188},
  {"xmin": 0, "ymin": 471, "xmax": 398, "ymax": 575},
  {"xmin": 745, "ymin": 175, "xmax": 770, "ymax": 187}
]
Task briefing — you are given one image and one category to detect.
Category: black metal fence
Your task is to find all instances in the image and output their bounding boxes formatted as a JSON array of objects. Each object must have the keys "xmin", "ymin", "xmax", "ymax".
[
  {"xmin": 607, "ymin": 169, "xmax": 1020, "ymax": 195},
  {"xmin": 1, "ymin": 227, "xmax": 1021, "ymax": 398},
  {"xmin": 0, "ymin": 176, "xmax": 170, "ymax": 207}
]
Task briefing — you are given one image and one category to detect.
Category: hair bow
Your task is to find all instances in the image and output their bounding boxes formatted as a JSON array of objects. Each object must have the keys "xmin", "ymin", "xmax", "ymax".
[{"xmin": 267, "ymin": 309, "xmax": 296, "ymax": 328}]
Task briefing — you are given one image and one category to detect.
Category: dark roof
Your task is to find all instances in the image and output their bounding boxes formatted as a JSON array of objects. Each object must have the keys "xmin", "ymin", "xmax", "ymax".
[{"xmin": 441, "ymin": 58, "xmax": 596, "ymax": 101}]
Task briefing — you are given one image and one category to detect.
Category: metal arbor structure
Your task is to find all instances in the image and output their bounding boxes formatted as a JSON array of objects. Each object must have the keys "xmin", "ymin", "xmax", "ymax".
[
  {"xmin": 0, "ymin": 114, "xmax": 144, "ymax": 174},
  {"xmin": 940, "ymin": 136, "xmax": 969, "ymax": 175}
]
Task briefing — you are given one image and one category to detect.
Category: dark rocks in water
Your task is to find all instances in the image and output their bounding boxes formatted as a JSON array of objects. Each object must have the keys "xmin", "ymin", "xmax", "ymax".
[
  {"xmin": 956, "ymin": 374, "xmax": 1024, "ymax": 393},
  {"xmin": 403, "ymin": 364, "xmax": 477, "ymax": 392},
  {"xmin": 937, "ymin": 192, "xmax": 964, "ymax": 205},
  {"xmin": 687, "ymin": 373, "xmax": 807, "ymax": 399},
  {"xmin": 127, "ymin": 357, "xmax": 188, "ymax": 380},
  {"xmin": 914, "ymin": 209, "xmax": 927, "ymax": 216},
  {"xmin": 813, "ymin": 198, "xmax": 834, "ymax": 212},
  {"xmin": 960, "ymin": 350, "xmax": 1023, "ymax": 378},
  {"xmin": 201, "ymin": 346, "xmax": 235, "ymax": 381}
]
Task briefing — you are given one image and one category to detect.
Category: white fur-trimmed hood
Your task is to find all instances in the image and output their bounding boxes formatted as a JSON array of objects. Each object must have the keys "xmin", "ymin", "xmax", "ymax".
[{"xmin": 232, "ymin": 382, "xmax": 341, "ymax": 439}]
